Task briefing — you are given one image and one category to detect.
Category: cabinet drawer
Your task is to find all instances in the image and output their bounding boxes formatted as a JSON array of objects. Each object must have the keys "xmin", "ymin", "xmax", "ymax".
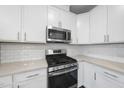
[
  {"xmin": 95, "ymin": 66, "xmax": 124, "ymax": 85},
  {"xmin": 14, "ymin": 69, "xmax": 47, "ymax": 82},
  {"xmin": 0, "ymin": 76, "xmax": 12, "ymax": 87}
]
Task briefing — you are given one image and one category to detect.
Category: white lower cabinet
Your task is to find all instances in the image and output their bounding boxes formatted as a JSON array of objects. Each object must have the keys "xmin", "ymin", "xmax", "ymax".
[
  {"xmin": 82, "ymin": 62, "xmax": 124, "ymax": 88},
  {"xmin": 13, "ymin": 69, "xmax": 47, "ymax": 88},
  {"xmin": 95, "ymin": 66, "xmax": 124, "ymax": 88},
  {"xmin": 0, "ymin": 75, "xmax": 12, "ymax": 88},
  {"xmin": 78, "ymin": 62, "xmax": 84, "ymax": 87},
  {"xmin": 83, "ymin": 62, "xmax": 96, "ymax": 88},
  {"xmin": 14, "ymin": 77, "xmax": 45, "ymax": 88}
]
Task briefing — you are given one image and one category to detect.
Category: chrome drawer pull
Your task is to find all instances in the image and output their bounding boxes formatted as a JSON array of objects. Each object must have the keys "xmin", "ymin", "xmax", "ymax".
[
  {"xmin": 104, "ymin": 35, "xmax": 106, "ymax": 42},
  {"xmin": 104, "ymin": 72, "xmax": 118, "ymax": 78},
  {"xmin": 26, "ymin": 74, "xmax": 39, "ymax": 78},
  {"xmin": 17, "ymin": 32, "xmax": 20, "ymax": 40},
  {"xmin": 24, "ymin": 32, "xmax": 26, "ymax": 41}
]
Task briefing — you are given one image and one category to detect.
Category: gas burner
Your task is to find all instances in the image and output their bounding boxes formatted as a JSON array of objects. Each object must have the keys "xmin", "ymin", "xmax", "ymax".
[
  {"xmin": 46, "ymin": 49, "xmax": 77, "ymax": 71},
  {"xmin": 46, "ymin": 49, "xmax": 78, "ymax": 88}
]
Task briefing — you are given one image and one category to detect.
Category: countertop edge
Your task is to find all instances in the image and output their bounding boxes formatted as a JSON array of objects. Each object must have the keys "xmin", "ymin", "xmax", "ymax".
[
  {"xmin": 0, "ymin": 59, "xmax": 48, "ymax": 77},
  {"xmin": 74, "ymin": 55, "xmax": 124, "ymax": 75}
]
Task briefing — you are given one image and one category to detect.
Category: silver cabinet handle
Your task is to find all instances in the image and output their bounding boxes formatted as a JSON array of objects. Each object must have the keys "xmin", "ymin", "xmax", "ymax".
[
  {"xmin": 104, "ymin": 72, "xmax": 118, "ymax": 78},
  {"xmin": 17, "ymin": 85, "xmax": 20, "ymax": 88},
  {"xmin": 94, "ymin": 73, "xmax": 96, "ymax": 80},
  {"xmin": 107, "ymin": 35, "xmax": 109, "ymax": 42},
  {"xmin": 104, "ymin": 35, "xmax": 106, "ymax": 42},
  {"xmin": 24, "ymin": 32, "xmax": 26, "ymax": 41},
  {"xmin": 17, "ymin": 32, "xmax": 20, "ymax": 40},
  {"xmin": 26, "ymin": 74, "xmax": 39, "ymax": 78}
]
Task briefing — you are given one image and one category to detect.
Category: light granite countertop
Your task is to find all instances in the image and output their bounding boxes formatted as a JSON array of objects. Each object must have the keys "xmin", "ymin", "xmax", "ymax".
[
  {"xmin": 73, "ymin": 55, "xmax": 124, "ymax": 75},
  {"xmin": 0, "ymin": 59, "xmax": 48, "ymax": 77}
]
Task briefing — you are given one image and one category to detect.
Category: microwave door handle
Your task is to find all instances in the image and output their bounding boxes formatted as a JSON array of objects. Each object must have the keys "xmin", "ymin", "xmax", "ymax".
[
  {"xmin": 67, "ymin": 32, "xmax": 71, "ymax": 41},
  {"xmin": 69, "ymin": 32, "xmax": 71, "ymax": 41},
  {"xmin": 66, "ymin": 32, "xmax": 68, "ymax": 41}
]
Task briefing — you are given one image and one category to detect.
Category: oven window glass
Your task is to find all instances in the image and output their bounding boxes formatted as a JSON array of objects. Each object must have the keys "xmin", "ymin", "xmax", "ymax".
[
  {"xmin": 49, "ymin": 70, "xmax": 77, "ymax": 88},
  {"xmin": 48, "ymin": 29, "xmax": 66, "ymax": 40}
]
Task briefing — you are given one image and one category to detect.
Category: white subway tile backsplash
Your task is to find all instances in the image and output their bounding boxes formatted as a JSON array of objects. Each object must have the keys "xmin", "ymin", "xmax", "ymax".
[
  {"xmin": 1, "ymin": 43, "xmax": 124, "ymax": 64},
  {"xmin": 0, "ymin": 43, "xmax": 45, "ymax": 63},
  {"xmin": 0, "ymin": 43, "xmax": 82, "ymax": 63},
  {"xmin": 80, "ymin": 44, "xmax": 124, "ymax": 63}
]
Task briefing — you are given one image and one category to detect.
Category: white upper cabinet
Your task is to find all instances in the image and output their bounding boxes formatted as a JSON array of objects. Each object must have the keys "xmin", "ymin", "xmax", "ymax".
[
  {"xmin": 48, "ymin": 6, "xmax": 61, "ymax": 27},
  {"xmin": 0, "ymin": 6, "xmax": 21, "ymax": 41},
  {"xmin": 90, "ymin": 6, "xmax": 107, "ymax": 43},
  {"xmin": 0, "ymin": 5, "xmax": 47, "ymax": 43},
  {"xmin": 61, "ymin": 11, "xmax": 77, "ymax": 44},
  {"xmin": 69, "ymin": 13, "xmax": 77, "ymax": 44},
  {"xmin": 60, "ymin": 10, "xmax": 71, "ymax": 29},
  {"xmin": 77, "ymin": 13, "xmax": 90, "ymax": 44},
  {"xmin": 108, "ymin": 5, "xmax": 124, "ymax": 43},
  {"xmin": 22, "ymin": 5, "xmax": 47, "ymax": 43},
  {"xmin": 48, "ymin": 6, "xmax": 77, "ymax": 44}
]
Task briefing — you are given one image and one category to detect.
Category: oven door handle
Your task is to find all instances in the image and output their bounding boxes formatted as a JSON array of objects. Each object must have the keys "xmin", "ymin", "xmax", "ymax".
[{"xmin": 49, "ymin": 67, "xmax": 77, "ymax": 77}]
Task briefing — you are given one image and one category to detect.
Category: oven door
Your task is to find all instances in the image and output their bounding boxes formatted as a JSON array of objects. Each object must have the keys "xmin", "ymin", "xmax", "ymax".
[{"xmin": 48, "ymin": 68, "xmax": 77, "ymax": 88}]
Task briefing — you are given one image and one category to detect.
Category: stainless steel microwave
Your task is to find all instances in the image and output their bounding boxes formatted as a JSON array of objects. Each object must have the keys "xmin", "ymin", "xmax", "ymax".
[{"xmin": 46, "ymin": 26, "xmax": 71, "ymax": 43}]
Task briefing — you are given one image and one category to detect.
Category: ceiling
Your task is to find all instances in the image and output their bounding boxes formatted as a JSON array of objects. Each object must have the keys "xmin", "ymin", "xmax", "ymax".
[{"xmin": 70, "ymin": 5, "xmax": 97, "ymax": 14}]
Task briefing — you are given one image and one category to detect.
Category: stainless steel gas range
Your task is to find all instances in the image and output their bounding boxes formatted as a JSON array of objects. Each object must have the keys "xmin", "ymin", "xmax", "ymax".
[{"xmin": 46, "ymin": 49, "xmax": 78, "ymax": 88}]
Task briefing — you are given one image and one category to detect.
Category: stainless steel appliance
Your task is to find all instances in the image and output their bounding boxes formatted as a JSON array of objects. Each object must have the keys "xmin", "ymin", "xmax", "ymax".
[
  {"xmin": 46, "ymin": 49, "xmax": 78, "ymax": 88},
  {"xmin": 46, "ymin": 26, "xmax": 71, "ymax": 43}
]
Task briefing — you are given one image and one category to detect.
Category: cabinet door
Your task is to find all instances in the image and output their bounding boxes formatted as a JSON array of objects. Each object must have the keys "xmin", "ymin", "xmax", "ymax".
[
  {"xmin": 108, "ymin": 5, "xmax": 124, "ymax": 42},
  {"xmin": 14, "ymin": 69, "xmax": 47, "ymax": 88},
  {"xmin": 23, "ymin": 5, "xmax": 47, "ymax": 43},
  {"xmin": 95, "ymin": 72, "xmax": 121, "ymax": 88},
  {"xmin": 69, "ymin": 13, "xmax": 77, "ymax": 44},
  {"xmin": 77, "ymin": 13, "xmax": 90, "ymax": 44},
  {"xmin": 95, "ymin": 66, "xmax": 124, "ymax": 88},
  {"xmin": 61, "ymin": 11, "xmax": 77, "ymax": 44},
  {"xmin": 0, "ymin": 75, "xmax": 12, "ymax": 88},
  {"xmin": 60, "ymin": 10, "xmax": 71, "ymax": 30},
  {"xmin": 48, "ymin": 6, "xmax": 61, "ymax": 27},
  {"xmin": 0, "ymin": 5, "xmax": 21, "ymax": 41},
  {"xmin": 90, "ymin": 6, "xmax": 107, "ymax": 43},
  {"xmin": 78, "ymin": 62, "xmax": 84, "ymax": 87},
  {"xmin": 0, "ymin": 84, "xmax": 12, "ymax": 88},
  {"xmin": 84, "ymin": 62, "xmax": 95, "ymax": 88},
  {"xmin": 17, "ymin": 77, "xmax": 46, "ymax": 88}
]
